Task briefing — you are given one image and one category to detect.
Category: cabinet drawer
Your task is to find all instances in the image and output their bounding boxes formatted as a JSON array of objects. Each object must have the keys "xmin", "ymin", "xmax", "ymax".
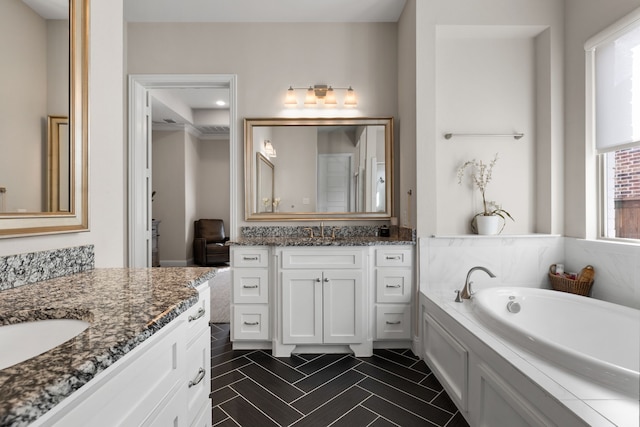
[
  {"xmin": 232, "ymin": 305, "xmax": 269, "ymax": 340},
  {"xmin": 375, "ymin": 304, "xmax": 411, "ymax": 339},
  {"xmin": 233, "ymin": 268, "xmax": 268, "ymax": 304},
  {"xmin": 232, "ymin": 247, "xmax": 269, "ymax": 267},
  {"xmin": 281, "ymin": 249, "xmax": 362, "ymax": 269},
  {"xmin": 376, "ymin": 269, "xmax": 412, "ymax": 303},
  {"xmin": 45, "ymin": 319, "xmax": 186, "ymax": 427},
  {"xmin": 375, "ymin": 248, "xmax": 412, "ymax": 267},
  {"xmin": 186, "ymin": 284, "xmax": 210, "ymax": 344},
  {"xmin": 186, "ymin": 328, "xmax": 211, "ymax": 424}
]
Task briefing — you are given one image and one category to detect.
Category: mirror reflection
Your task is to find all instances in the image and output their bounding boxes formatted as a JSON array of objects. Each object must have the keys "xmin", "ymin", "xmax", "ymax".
[
  {"xmin": 0, "ymin": 0, "xmax": 69, "ymax": 214},
  {"xmin": 0, "ymin": 0, "xmax": 88, "ymax": 238},
  {"xmin": 245, "ymin": 117, "xmax": 393, "ymax": 220}
]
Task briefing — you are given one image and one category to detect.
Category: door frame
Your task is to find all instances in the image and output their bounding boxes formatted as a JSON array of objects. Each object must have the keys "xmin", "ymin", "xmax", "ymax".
[{"xmin": 127, "ymin": 74, "xmax": 238, "ymax": 267}]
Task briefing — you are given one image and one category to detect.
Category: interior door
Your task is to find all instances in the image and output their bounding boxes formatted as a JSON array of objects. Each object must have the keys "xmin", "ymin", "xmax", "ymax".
[{"xmin": 317, "ymin": 154, "xmax": 352, "ymax": 212}]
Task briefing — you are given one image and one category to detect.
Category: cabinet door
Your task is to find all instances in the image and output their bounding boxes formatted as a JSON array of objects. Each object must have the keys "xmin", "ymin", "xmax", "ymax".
[
  {"xmin": 323, "ymin": 270, "xmax": 364, "ymax": 344},
  {"xmin": 282, "ymin": 270, "xmax": 323, "ymax": 344}
]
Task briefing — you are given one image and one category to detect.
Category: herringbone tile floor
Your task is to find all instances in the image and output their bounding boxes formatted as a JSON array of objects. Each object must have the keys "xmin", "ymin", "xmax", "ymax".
[{"xmin": 209, "ymin": 323, "xmax": 469, "ymax": 427}]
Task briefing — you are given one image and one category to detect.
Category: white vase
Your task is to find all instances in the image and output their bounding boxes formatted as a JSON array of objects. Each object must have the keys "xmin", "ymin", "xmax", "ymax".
[{"xmin": 476, "ymin": 215, "xmax": 502, "ymax": 235}]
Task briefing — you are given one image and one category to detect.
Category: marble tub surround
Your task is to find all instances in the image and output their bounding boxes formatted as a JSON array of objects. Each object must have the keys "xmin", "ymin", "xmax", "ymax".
[
  {"xmin": 0, "ymin": 245, "xmax": 95, "ymax": 291},
  {"xmin": 0, "ymin": 267, "xmax": 215, "ymax": 426},
  {"xmin": 235, "ymin": 225, "xmax": 415, "ymax": 246}
]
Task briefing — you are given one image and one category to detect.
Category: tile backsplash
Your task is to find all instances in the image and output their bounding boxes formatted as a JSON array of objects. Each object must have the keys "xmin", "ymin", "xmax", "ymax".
[{"xmin": 0, "ymin": 245, "xmax": 95, "ymax": 291}]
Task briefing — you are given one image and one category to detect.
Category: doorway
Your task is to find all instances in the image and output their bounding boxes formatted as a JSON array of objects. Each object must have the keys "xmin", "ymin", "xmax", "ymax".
[{"xmin": 128, "ymin": 74, "xmax": 238, "ymax": 268}]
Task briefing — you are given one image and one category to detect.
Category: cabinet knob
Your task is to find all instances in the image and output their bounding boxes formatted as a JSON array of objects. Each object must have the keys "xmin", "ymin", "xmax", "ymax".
[
  {"xmin": 323, "ymin": 277, "xmax": 330, "ymax": 282},
  {"xmin": 315, "ymin": 278, "xmax": 321, "ymax": 282}
]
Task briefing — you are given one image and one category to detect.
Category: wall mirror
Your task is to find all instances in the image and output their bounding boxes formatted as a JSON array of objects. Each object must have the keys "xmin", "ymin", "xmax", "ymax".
[
  {"xmin": 0, "ymin": 0, "xmax": 88, "ymax": 237},
  {"xmin": 245, "ymin": 117, "xmax": 394, "ymax": 221}
]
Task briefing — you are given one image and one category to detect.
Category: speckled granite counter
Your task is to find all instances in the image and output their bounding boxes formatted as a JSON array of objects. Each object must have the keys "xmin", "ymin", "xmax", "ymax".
[
  {"xmin": 230, "ymin": 235, "xmax": 415, "ymax": 246},
  {"xmin": 0, "ymin": 267, "xmax": 216, "ymax": 427}
]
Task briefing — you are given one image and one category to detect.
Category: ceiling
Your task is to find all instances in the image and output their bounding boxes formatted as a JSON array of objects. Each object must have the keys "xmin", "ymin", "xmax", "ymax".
[
  {"xmin": 151, "ymin": 88, "xmax": 231, "ymax": 138},
  {"xmin": 124, "ymin": 0, "xmax": 407, "ymax": 23}
]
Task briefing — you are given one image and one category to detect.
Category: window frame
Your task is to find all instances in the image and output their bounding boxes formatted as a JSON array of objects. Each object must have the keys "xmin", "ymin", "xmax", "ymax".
[{"xmin": 585, "ymin": 7, "xmax": 640, "ymax": 243}]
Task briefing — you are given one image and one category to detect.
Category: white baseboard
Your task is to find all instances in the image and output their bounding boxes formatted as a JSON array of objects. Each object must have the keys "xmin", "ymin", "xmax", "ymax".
[{"xmin": 159, "ymin": 260, "xmax": 188, "ymax": 267}]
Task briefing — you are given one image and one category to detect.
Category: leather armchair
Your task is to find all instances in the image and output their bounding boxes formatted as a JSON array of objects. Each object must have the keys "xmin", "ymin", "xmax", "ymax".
[{"xmin": 193, "ymin": 219, "xmax": 230, "ymax": 266}]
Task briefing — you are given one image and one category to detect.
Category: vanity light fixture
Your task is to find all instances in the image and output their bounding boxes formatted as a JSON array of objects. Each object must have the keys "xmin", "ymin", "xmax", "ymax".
[
  {"xmin": 285, "ymin": 84, "xmax": 357, "ymax": 108},
  {"xmin": 264, "ymin": 140, "xmax": 277, "ymax": 158}
]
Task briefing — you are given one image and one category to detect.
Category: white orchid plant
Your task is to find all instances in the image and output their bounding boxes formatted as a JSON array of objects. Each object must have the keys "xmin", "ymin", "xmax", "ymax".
[{"xmin": 457, "ymin": 153, "xmax": 514, "ymax": 232}]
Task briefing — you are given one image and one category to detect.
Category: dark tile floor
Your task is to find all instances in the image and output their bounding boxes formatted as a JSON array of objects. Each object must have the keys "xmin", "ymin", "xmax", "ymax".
[{"xmin": 209, "ymin": 323, "xmax": 469, "ymax": 427}]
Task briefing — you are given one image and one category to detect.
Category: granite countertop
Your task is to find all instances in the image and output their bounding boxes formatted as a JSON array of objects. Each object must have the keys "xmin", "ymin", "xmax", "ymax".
[
  {"xmin": 230, "ymin": 235, "xmax": 415, "ymax": 246},
  {"xmin": 0, "ymin": 267, "xmax": 216, "ymax": 427}
]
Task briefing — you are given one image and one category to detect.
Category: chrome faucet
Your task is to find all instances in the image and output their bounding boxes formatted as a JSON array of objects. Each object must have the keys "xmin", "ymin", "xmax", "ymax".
[{"xmin": 456, "ymin": 266, "xmax": 496, "ymax": 302}]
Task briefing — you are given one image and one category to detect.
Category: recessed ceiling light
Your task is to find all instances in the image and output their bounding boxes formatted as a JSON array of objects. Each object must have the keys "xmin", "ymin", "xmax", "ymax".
[{"xmin": 216, "ymin": 100, "xmax": 226, "ymax": 106}]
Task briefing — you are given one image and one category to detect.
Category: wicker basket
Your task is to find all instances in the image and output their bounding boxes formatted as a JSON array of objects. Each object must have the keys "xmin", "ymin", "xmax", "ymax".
[{"xmin": 548, "ymin": 264, "xmax": 595, "ymax": 296}]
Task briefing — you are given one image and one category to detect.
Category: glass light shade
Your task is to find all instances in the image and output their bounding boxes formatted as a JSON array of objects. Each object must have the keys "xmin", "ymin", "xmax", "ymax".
[
  {"xmin": 264, "ymin": 140, "xmax": 276, "ymax": 157},
  {"xmin": 284, "ymin": 86, "xmax": 297, "ymax": 106},
  {"xmin": 324, "ymin": 87, "xmax": 337, "ymax": 106},
  {"xmin": 344, "ymin": 86, "xmax": 357, "ymax": 107},
  {"xmin": 304, "ymin": 87, "xmax": 317, "ymax": 106}
]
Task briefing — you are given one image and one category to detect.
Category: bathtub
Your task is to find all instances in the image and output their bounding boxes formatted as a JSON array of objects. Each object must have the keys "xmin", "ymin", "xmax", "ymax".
[{"xmin": 472, "ymin": 287, "xmax": 640, "ymax": 398}]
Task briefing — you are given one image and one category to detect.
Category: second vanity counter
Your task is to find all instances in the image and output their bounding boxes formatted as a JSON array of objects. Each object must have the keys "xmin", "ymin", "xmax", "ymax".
[
  {"xmin": 230, "ymin": 235, "xmax": 415, "ymax": 247},
  {"xmin": 0, "ymin": 267, "xmax": 215, "ymax": 426},
  {"xmin": 229, "ymin": 227, "xmax": 417, "ymax": 358}
]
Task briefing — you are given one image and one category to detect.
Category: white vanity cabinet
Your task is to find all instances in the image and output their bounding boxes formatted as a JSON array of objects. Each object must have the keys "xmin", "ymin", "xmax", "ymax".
[
  {"xmin": 229, "ymin": 243, "xmax": 415, "ymax": 357},
  {"xmin": 276, "ymin": 247, "xmax": 369, "ymax": 357},
  {"xmin": 33, "ymin": 281, "xmax": 212, "ymax": 427},
  {"xmin": 374, "ymin": 248, "xmax": 413, "ymax": 340},
  {"xmin": 231, "ymin": 246, "xmax": 270, "ymax": 342}
]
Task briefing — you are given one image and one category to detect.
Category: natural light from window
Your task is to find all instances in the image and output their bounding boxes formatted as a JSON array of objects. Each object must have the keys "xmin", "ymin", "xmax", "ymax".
[{"xmin": 592, "ymin": 15, "xmax": 640, "ymax": 240}]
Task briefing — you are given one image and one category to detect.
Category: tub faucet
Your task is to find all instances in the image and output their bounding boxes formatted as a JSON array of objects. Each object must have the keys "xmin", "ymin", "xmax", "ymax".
[{"xmin": 456, "ymin": 266, "xmax": 496, "ymax": 301}]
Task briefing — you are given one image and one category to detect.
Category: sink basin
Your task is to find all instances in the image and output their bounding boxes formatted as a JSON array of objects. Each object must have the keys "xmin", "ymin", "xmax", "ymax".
[{"xmin": 0, "ymin": 319, "xmax": 90, "ymax": 370}]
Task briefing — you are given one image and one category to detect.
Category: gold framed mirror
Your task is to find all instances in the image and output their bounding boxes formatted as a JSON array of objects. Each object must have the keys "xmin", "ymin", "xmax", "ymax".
[
  {"xmin": 0, "ymin": 0, "xmax": 89, "ymax": 237},
  {"xmin": 245, "ymin": 117, "xmax": 394, "ymax": 221}
]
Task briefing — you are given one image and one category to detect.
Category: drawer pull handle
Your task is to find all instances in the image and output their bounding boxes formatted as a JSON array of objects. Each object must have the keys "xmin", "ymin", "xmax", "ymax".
[
  {"xmin": 243, "ymin": 284, "xmax": 259, "ymax": 289},
  {"xmin": 188, "ymin": 307, "xmax": 206, "ymax": 322},
  {"xmin": 386, "ymin": 256, "xmax": 401, "ymax": 260},
  {"xmin": 243, "ymin": 256, "xmax": 259, "ymax": 261},
  {"xmin": 244, "ymin": 321, "xmax": 259, "ymax": 326},
  {"xmin": 386, "ymin": 284, "xmax": 401, "ymax": 288},
  {"xmin": 386, "ymin": 321, "xmax": 402, "ymax": 325},
  {"xmin": 188, "ymin": 368, "xmax": 206, "ymax": 388}
]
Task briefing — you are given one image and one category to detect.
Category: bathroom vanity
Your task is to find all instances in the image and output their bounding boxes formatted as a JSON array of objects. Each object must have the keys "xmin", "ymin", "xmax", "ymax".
[
  {"xmin": 230, "ymin": 228, "xmax": 416, "ymax": 357},
  {"xmin": 0, "ymin": 267, "xmax": 214, "ymax": 426}
]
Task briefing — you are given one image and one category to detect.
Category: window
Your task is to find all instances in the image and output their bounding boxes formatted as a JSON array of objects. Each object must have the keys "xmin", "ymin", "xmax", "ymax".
[{"xmin": 587, "ymin": 9, "xmax": 640, "ymax": 240}]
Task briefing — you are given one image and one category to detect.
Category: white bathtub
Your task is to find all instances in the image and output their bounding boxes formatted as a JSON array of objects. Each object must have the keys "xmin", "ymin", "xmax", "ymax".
[{"xmin": 472, "ymin": 287, "xmax": 640, "ymax": 398}]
